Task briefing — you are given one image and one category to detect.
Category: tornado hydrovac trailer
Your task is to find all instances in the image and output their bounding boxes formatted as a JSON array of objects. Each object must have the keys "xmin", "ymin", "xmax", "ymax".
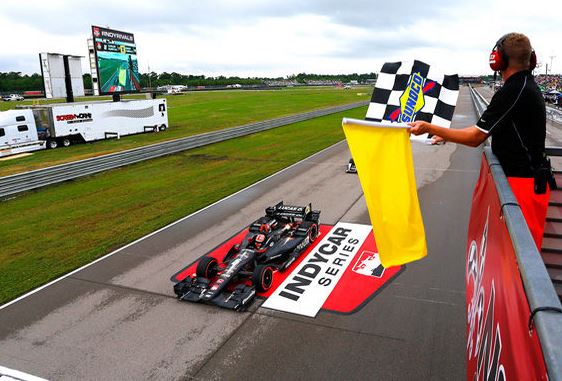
[
  {"xmin": 20, "ymin": 98, "xmax": 168, "ymax": 149},
  {"xmin": 0, "ymin": 109, "xmax": 46, "ymax": 158}
]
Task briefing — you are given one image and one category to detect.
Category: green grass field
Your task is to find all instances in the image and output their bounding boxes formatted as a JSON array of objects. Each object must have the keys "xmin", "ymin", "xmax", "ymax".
[
  {"xmin": 0, "ymin": 105, "xmax": 367, "ymax": 305},
  {"xmin": 0, "ymin": 87, "xmax": 370, "ymax": 177}
]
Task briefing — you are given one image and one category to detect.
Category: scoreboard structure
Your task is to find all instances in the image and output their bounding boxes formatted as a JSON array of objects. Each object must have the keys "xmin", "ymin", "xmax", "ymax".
[
  {"xmin": 89, "ymin": 26, "xmax": 141, "ymax": 95},
  {"xmin": 39, "ymin": 53, "xmax": 85, "ymax": 99}
]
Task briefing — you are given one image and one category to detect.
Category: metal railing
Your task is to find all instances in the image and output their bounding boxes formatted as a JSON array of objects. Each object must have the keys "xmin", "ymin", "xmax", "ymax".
[
  {"xmin": 470, "ymin": 85, "xmax": 562, "ymax": 381},
  {"xmin": 0, "ymin": 101, "xmax": 368, "ymax": 199}
]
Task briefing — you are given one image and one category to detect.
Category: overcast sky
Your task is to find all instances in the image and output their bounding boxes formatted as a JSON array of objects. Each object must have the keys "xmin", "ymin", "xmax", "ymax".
[{"xmin": 1, "ymin": 0, "xmax": 560, "ymax": 77}]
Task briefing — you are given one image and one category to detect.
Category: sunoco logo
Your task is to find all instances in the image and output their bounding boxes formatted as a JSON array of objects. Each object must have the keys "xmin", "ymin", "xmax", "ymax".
[
  {"xmin": 398, "ymin": 72, "xmax": 425, "ymax": 123},
  {"xmin": 56, "ymin": 113, "xmax": 93, "ymax": 124}
]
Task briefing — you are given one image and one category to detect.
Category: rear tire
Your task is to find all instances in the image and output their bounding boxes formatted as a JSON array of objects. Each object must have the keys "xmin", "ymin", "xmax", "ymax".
[
  {"xmin": 309, "ymin": 224, "xmax": 318, "ymax": 242},
  {"xmin": 62, "ymin": 138, "xmax": 71, "ymax": 147},
  {"xmin": 196, "ymin": 256, "xmax": 218, "ymax": 279},
  {"xmin": 159, "ymin": 124, "xmax": 167, "ymax": 131},
  {"xmin": 252, "ymin": 265, "xmax": 274, "ymax": 292}
]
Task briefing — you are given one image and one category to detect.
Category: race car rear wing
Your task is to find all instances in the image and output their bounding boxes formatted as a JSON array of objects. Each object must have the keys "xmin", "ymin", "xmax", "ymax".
[{"xmin": 265, "ymin": 201, "xmax": 320, "ymax": 221}]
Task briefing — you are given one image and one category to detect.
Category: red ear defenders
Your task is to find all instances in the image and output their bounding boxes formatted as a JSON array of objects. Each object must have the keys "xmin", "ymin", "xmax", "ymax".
[{"xmin": 489, "ymin": 34, "xmax": 537, "ymax": 71}]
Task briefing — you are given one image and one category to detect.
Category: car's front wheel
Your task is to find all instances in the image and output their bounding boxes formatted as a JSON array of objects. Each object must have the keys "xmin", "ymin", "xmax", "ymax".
[
  {"xmin": 196, "ymin": 256, "xmax": 218, "ymax": 279},
  {"xmin": 252, "ymin": 265, "xmax": 274, "ymax": 292}
]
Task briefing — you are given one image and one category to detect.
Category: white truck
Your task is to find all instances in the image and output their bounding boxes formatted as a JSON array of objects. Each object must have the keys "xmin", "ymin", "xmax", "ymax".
[
  {"xmin": 22, "ymin": 98, "xmax": 168, "ymax": 149},
  {"xmin": 2, "ymin": 94, "xmax": 25, "ymax": 102},
  {"xmin": 0, "ymin": 109, "xmax": 46, "ymax": 158}
]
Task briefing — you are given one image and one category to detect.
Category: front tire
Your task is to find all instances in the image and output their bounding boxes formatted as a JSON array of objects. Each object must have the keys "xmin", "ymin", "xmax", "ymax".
[
  {"xmin": 252, "ymin": 265, "xmax": 274, "ymax": 292},
  {"xmin": 47, "ymin": 140, "xmax": 57, "ymax": 149},
  {"xmin": 196, "ymin": 256, "xmax": 218, "ymax": 279}
]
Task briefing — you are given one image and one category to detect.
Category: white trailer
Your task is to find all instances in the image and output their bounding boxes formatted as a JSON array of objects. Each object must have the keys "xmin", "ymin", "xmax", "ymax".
[
  {"xmin": 0, "ymin": 109, "xmax": 46, "ymax": 158},
  {"xmin": 24, "ymin": 98, "xmax": 168, "ymax": 149}
]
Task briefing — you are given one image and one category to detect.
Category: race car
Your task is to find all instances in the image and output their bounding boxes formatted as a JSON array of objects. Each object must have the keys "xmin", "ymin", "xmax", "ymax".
[
  {"xmin": 346, "ymin": 158, "xmax": 357, "ymax": 173},
  {"xmin": 173, "ymin": 201, "xmax": 321, "ymax": 310}
]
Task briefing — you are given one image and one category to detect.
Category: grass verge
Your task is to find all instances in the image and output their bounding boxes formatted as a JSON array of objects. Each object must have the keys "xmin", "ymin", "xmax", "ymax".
[{"xmin": 0, "ymin": 106, "xmax": 366, "ymax": 305}]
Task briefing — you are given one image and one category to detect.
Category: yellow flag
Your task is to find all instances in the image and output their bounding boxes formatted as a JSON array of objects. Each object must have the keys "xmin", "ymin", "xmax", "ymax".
[{"xmin": 342, "ymin": 118, "xmax": 427, "ymax": 267}]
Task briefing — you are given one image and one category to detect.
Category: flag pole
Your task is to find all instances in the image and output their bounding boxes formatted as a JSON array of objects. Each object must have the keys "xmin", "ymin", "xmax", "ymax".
[{"xmin": 342, "ymin": 118, "xmax": 410, "ymax": 129}]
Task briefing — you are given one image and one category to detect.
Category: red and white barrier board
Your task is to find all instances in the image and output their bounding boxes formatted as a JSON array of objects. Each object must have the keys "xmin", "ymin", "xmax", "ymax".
[{"xmin": 466, "ymin": 157, "xmax": 548, "ymax": 380}]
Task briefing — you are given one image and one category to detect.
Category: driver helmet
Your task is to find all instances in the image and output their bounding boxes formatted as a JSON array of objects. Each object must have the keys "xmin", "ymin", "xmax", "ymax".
[{"xmin": 254, "ymin": 233, "xmax": 266, "ymax": 249}]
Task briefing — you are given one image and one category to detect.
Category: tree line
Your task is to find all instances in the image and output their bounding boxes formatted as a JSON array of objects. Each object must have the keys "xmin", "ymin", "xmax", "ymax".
[{"xmin": 0, "ymin": 71, "xmax": 379, "ymax": 93}]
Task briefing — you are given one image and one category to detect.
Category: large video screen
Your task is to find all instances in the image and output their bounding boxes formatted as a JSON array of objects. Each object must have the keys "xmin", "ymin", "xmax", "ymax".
[{"xmin": 91, "ymin": 25, "xmax": 141, "ymax": 94}]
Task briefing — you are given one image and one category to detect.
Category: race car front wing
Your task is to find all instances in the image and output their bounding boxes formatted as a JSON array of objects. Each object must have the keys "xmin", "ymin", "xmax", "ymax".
[{"xmin": 174, "ymin": 276, "xmax": 256, "ymax": 311}]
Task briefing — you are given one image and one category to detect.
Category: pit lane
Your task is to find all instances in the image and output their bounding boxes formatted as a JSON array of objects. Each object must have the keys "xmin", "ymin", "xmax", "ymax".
[{"xmin": 0, "ymin": 87, "xmax": 481, "ymax": 380}]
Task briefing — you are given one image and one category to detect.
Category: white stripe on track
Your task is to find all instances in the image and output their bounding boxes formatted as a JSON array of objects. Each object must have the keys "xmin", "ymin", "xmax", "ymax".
[{"xmin": 0, "ymin": 365, "xmax": 48, "ymax": 381}]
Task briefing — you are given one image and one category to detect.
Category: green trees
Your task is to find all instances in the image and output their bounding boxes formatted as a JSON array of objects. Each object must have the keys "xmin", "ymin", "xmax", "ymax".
[
  {"xmin": 0, "ymin": 72, "xmax": 43, "ymax": 92},
  {"xmin": 1, "ymin": 71, "xmax": 381, "ymax": 93}
]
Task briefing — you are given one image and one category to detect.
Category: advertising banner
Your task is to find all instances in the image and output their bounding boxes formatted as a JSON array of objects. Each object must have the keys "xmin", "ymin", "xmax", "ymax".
[{"xmin": 466, "ymin": 155, "xmax": 547, "ymax": 380}]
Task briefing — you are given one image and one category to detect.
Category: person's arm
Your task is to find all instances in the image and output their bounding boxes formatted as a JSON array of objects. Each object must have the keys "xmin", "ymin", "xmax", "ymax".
[{"xmin": 408, "ymin": 121, "xmax": 488, "ymax": 147}]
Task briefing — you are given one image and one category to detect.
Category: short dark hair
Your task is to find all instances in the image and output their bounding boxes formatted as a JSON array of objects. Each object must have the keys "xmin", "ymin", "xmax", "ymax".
[{"xmin": 503, "ymin": 33, "xmax": 533, "ymax": 69}]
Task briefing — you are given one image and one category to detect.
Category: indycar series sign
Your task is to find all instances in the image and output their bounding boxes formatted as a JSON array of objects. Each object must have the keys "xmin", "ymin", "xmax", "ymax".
[
  {"xmin": 172, "ymin": 222, "xmax": 403, "ymax": 317},
  {"xmin": 263, "ymin": 222, "xmax": 371, "ymax": 317}
]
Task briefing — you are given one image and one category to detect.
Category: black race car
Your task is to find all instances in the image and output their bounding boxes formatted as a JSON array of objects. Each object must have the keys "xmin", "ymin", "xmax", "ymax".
[
  {"xmin": 346, "ymin": 158, "xmax": 357, "ymax": 173},
  {"xmin": 173, "ymin": 201, "xmax": 321, "ymax": 311}
]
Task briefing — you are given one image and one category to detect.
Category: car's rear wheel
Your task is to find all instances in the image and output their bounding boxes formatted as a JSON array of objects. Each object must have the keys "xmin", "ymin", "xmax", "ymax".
[
  {"xmin": 252, "ymin": 265, "xmax": 274, "ymax": 292},
  {"xmin": 309, "ymin": 224, "xmax": 318, "ymax": 242},
  {"xmin": 196, "ymin": 256, "xmax": 218, "ymax": 279}
]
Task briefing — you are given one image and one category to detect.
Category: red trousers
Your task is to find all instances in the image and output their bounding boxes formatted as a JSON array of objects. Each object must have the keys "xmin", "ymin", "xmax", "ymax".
[{"xmin": 507, "ymin": 177, "xmax": 550, "ymax": 249}]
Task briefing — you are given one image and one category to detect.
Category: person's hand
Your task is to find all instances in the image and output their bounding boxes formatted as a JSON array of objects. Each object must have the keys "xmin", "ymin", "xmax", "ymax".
[{"xmin": 407, "ymin": 121, "xmax": 431, "ymax": 136}]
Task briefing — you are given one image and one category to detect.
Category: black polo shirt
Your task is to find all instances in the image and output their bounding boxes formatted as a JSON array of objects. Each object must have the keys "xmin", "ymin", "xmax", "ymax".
[{"xmin": 476, "ymin": 70, "xmax": 546, "ymax": 177}]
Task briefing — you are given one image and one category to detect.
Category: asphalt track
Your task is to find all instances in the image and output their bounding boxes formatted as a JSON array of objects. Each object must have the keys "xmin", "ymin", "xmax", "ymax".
[{"xmin": 0, "ymin": 87, "xmax": 482, "ymax": 380}]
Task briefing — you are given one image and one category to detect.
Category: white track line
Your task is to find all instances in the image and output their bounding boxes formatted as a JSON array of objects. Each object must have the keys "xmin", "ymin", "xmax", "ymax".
[
  {"xmin": 0, "ymin": 365, "xmax": 48, "ymax": 381},
  {"xmin": 0, "ymin": 140, "xmax": 347, "ymax": 311}
]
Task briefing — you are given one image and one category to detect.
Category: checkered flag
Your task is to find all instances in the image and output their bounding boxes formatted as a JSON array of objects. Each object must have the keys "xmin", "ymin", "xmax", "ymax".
[{"xmin": 366, "ymin": 60, "xmax": 459, "ymax": 141}]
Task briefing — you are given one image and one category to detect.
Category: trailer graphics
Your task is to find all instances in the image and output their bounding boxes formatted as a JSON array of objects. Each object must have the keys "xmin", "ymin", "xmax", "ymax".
[{"xmin": 55, "ymin": 113, "xmax": 93, "ymax": 123}]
